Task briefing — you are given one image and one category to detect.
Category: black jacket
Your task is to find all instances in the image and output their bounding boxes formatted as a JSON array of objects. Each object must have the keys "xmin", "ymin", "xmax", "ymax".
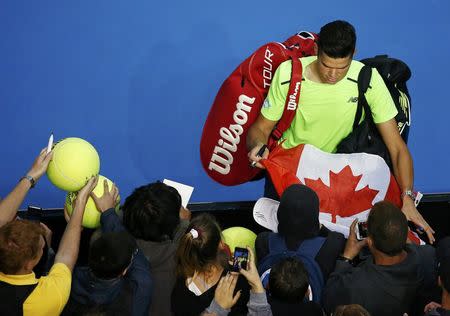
[
  {"xmin": 63, "ymin": 209, "xmax": 153, "ymax": 316},
  {"xmin": 322, "ymin": 244, "xmax": 437, "ymax": 316}
]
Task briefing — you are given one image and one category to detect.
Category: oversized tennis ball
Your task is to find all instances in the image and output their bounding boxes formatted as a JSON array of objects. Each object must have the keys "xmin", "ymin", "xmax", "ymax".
[
  {"xmin": 65, "ymin": 175, "xmax": 120, "ymax": 229},
  {"xmin": 47, "ymin": 137, "xmax": 100, "ymax": 191},
  {"xmin": 222, "ymin": 226, "xmax": 257, "ymax": 254}
]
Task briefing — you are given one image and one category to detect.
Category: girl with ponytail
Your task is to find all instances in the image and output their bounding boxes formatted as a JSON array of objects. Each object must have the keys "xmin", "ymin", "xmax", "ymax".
[{"xmin": 171, "ymin": 214, "xmax": 250, "ymax": 315}]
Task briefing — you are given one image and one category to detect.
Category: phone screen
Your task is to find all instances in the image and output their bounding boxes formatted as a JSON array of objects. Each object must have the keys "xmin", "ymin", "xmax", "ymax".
[
  {"xmin": 232, "ymin": 247, "xmax": 249, "ymax": 272},
  {"xmin": 357, "ymin": 221, "xmax": 368, "ymax": 240}
]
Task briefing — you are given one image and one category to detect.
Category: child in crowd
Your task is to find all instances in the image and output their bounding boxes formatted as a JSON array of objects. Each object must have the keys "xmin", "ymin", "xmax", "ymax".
[
  {"xmin": 267, "ymin": 257, "xmax": 324, "ymax": 316},
  {"xmin": 63, "ymin": 181, "xmax": 152, "ymax": 316}
]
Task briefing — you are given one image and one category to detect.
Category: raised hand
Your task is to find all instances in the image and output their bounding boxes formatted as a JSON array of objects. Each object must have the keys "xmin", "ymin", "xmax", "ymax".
[
  {"xmin": 214, "ymin": 273, "xmax": 241, "ymax": 310},
  {"xmin": 91, "ymin": 179, "xmax": 119, "ymax": 213},
  {"xmin": 238, "ymin": 247, "xmax": 265, "ymax": 293},
  {"xmin": 342, "ymin": 219, "xmax": 368, "ymax": 260},
  {"xmin": 27, "ymin": 148, "xmax": 53, "ymax": 181}
]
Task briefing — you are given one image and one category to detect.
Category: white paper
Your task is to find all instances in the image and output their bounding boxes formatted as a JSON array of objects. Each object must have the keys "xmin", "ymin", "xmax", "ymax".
[
  {"xmin": 163, "ymin": 179, "xmax": 194, "ymax": 208},
  {"xmin": 319, "ymin": 219, "xmax": 351, "ymax": 238}
]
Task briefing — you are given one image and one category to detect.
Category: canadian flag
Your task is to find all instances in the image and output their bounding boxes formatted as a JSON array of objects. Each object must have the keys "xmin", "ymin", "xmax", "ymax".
[{"xmin": 261, "ymin": 144, "xmax": 423, "ymax": 244}]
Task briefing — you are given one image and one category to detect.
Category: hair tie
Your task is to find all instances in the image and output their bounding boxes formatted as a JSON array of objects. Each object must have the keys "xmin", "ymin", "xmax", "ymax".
[{"xmin": 190, "ymin": 228, "xmax": 199, "ymax": 239}]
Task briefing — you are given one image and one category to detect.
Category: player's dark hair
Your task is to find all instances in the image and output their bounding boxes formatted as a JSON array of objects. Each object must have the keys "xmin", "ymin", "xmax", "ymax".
[{"xmin": 318, "ymin": 20, "xmax": 356, "ymax": 58}]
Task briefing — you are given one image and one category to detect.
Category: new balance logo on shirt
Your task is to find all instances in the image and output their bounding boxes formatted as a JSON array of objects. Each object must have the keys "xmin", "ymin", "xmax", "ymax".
[{"xmin": 263, "ymin": 98, "xmax": 271, "ymax": 108}]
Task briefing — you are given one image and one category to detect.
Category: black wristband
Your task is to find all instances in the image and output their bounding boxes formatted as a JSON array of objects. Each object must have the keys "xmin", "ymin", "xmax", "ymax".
[{"xmin": 337, "ymin": 255, "xmax": 353, "ymax": 264}]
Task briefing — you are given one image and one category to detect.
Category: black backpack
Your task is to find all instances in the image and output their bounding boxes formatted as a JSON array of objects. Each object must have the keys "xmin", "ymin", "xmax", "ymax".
[
  {"xmin": 361, "ymin": 55, "xmax": 412, "ymax": 141},
  {"xmin": 337, "ymin": 55, "xmax": 412, "ymax": 168},
  {"xmin": 257, "ymin": 234, "xmax": 326, "ymax": 303}
]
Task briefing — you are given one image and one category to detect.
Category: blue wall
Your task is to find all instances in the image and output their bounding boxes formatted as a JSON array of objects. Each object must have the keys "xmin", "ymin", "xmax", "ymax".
[{"xmin": 1, "ymin": 0, "xmax": 449, "ymax": 207}]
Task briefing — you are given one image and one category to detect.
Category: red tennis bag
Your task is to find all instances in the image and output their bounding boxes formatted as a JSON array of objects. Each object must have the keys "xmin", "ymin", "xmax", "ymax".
[{"xmin": 200, "ymin": 31, "xmax": 318, "ymax": 186}]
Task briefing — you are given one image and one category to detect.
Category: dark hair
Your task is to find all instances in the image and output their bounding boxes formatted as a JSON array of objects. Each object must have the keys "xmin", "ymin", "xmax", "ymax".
[
  {"xmin": 0, "ymin": 220, "xmax": 45, "ymax": 274},
  {"xmin": 122, "ymin": 182, "xmax": 181, "ymax": 242},
  {"xmin": 88, "ymin": 231, "xmax": 136, "ymax": 279},
  {"xmin": 268, "ymin": 257, "xmax": 309, "ymax": 303},
  {"xmin": 334, "ymin": 304, "xmax": 371, "ymax": 316},
  {"xmin": 175, "ymin": 214, "xmax": 224, "ymax": 278},
  {"xmin": 318, "ymin": 20, "xmax": 356, "ymax": 58},
  {"xmin": 367, "ymin": 201, "xmax": 408, "ymax": 256}
]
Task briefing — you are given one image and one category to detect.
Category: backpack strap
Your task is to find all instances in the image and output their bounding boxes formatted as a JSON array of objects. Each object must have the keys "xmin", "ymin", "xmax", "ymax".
[
  {"xmin": 296, "ymin": 238, "xmax": 325, "ymax": 303},
  {"xmin": 270, "ymin": 56, "xmax": 303, "ymax": 142},
  {"xmin": 297, "ymin": 237, "xmax": 326, "ymax": 259},
  {"xmin": 258, "ymin": 233, "xmax": 291, "ymax": 275},
  {"xmin": 268, "ymin": 233, "xmax": 288, "ymax": 253},
  {"xmin": 353, "ymin": 65, "xmax": 373, "ymax": 130},
  {"xmin": 258, "ymin": 234, "xmax": 291, "ymax": 289}
]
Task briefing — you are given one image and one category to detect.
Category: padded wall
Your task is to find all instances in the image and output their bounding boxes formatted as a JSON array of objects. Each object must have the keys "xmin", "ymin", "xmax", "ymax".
[{"xmin": 1, "ymin": 0, "xmax": 449, "ymax": 207}]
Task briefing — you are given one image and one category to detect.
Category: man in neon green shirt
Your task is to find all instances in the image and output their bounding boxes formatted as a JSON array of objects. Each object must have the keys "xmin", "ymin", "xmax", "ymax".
[{"xmin": 247, "ymin": 20, "xmax": 434, "ymax": 243}]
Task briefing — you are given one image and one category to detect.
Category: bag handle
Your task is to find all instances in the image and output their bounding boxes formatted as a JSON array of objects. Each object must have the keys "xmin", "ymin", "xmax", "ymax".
[{"xmin": 352, "ymin": 65, "xmax": 373, "ymax": 129}]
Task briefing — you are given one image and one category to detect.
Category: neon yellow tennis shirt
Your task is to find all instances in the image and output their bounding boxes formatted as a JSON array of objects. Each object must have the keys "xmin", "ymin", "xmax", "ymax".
[{"xmin": 262, "ymin": 56, "xmax": 397, "ymax": 152}]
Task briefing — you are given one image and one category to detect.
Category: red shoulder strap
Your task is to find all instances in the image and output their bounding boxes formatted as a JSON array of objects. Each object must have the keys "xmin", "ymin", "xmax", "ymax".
[{"xmin": 270, "ymin": 56, "xmax": 303, "ymax": 145}]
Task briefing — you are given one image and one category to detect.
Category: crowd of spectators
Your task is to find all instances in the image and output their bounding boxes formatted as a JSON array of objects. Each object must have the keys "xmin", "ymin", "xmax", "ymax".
[{"xmin": 0, "ymin": 148, "xmax": 449, "ymax": 316}]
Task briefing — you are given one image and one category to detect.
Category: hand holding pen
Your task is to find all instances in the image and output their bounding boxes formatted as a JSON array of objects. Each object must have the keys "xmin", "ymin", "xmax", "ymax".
[{"xmin": 249, "ymin": 144, "xmax": 268, "ymax": 168}]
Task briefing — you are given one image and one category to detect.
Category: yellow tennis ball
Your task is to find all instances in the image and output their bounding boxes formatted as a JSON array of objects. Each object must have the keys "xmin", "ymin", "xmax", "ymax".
[
  {"xmin": 47, "ymin": 137, "xmax": 100, "ymax": 192},
  {"xmin": 65, "ymin": 175, "xmax": 120, "ymax": 229},
  {"xmin": 222, "ymin": 226, "xmax": 257, "ymax": 253}
]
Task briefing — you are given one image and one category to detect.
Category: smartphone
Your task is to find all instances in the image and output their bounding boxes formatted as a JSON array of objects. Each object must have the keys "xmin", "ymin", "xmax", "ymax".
[
  {"xmin": 356, "ymin": 221, "xmax": 368, "ymax": 240},
  {"xmin": 231, "ymin": 247, "xmax": 249, "ymax": 272}
]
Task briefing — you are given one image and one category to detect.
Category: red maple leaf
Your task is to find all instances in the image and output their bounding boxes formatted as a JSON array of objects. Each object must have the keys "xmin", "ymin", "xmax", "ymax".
[{"xmin": 304, "ymin": 165, "xmax": 379, "ymax": 223}]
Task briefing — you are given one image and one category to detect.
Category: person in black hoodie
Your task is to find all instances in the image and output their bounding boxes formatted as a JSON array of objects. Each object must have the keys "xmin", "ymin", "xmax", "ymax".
[
  {"xmin": 266, "ymin": 257, "xmax": 324, "ymax": 316},
  {"xmin": 322, "ymin": 201, "xmax": 437, "ymax": 316},
  {"xmin": 255, "ymin": 184, "xmax": 345, "ymax": 303},
  {"xmin": 62, "ymin": 180, "xmax": 152, "ymax": 316}
]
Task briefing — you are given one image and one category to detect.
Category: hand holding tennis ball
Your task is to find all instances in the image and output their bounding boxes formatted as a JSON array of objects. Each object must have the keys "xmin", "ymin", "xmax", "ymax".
[{"xmin": 65, "ymin": 175, "xmax": 120, "ymax": 228}]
